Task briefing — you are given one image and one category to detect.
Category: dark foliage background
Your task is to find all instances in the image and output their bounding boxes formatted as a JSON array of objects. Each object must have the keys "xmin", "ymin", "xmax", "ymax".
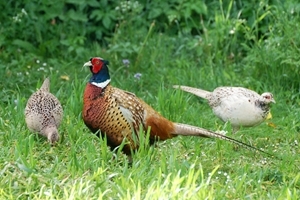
[{"xmin": 0, "ymin": 0, "xmax": 299, "ymax": 95}]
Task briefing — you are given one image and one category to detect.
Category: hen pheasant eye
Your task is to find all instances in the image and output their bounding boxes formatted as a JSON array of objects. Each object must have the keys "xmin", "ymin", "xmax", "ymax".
[{"xmin": 82, "ymin": 57, "xmax": 276, "ymax": 158}]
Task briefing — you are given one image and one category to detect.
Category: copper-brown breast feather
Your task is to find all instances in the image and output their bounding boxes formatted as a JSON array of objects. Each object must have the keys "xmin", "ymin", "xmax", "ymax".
[{"xmin": 83, "ymin": 84, "xmax": 133, "ymax": 151}]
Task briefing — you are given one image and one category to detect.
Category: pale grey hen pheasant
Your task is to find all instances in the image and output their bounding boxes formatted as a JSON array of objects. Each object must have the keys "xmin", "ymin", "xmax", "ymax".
[
  {"xmin": 173, "ymin": 85, "xmax": 275, "ymax": 133},
  {"xmin": 25, "ymin": 78, "xmax": 63, "ymax": 144}
]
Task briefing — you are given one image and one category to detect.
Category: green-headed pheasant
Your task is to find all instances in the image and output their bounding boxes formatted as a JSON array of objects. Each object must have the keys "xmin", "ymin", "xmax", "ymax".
[
  {"xmin": 25, "ymin": 77, "xmax": 63, "ymax": 144},
  {"xmin": 173, "ymin": 85, "xmax": 275, "ymax": 133},
  {"xmin": 82, "ymin": 57, "xmax": 272, "ymax": 156}
]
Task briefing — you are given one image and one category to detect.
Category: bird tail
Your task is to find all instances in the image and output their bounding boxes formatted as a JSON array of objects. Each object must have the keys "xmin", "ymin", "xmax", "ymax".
[
  {"xmin": 40, "ymin": 77, "xmax": 50, "ymax": 92},
  {"xmin": 173, "ymin": 85, "xmax": 210, "ymax": 99},
  {"xmin": 173, "ymin": 123, "xmax": 275, "ymax": 157}
]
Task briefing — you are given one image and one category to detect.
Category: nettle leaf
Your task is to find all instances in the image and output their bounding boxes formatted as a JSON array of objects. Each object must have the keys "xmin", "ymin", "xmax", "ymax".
[
  {"xmin": 102, "ymin": 14, "xmax": 112, "ymax": 29},
  {"xmin": 148, "ymin": 7, "xmax": 164, "ymax": 19},
  {"xmin": 182, "ymin": 8, "xmax": 192, "ymax": 19},
  {"xmin": 99, "ymin": 0, "xmax": 108, "ymax": 6},
  {"xmin": 90, "ymin": 10, "xmax": 103, "ymax": 21},
  {"xmin": 12, "ymin": 39, "xmax": 37, "ymax": 52},
  {"xmin": 87, "ymin": 0, "xmax": 100, "ymax": 7},
  {"xmin": 60, "ymin": 39, "xmax": 70, "ymax": 46},
  {"xmin": 191, "ymin": 3, "xmax": 207, "ymax": 15},
  {"xmin": 65, "ymin": 0, "xmax": 85, "ymax": 5},
  {"xmin": 166, "ymin": 10, "xmax": 180, "ymax": 22},
  {"xmin": 67, "ymin": 9, "xmax": 88, "ymax": 22}
]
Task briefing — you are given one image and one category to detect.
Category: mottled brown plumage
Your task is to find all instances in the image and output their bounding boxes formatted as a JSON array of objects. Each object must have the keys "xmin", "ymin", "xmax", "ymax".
[
  {"xmin": 25, "ymin": 77, "xmax": 63, "ymax": 144},
  {"xmin": 82, "ymin": 57, "xmax": 273, "ymax": 156}
]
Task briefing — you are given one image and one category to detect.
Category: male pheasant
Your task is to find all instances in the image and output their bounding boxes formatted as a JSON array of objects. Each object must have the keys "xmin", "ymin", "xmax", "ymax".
[
  {"xmin": 82, "ymin": 57, "xmax": 272, "ymax": 156},
  {"xmin": 25, "ymin": 77, "xmax": 63, "ymax": 144},
  {"xmin": 173, "ymin": 85, "xmax": 275, "ymax": 133}
]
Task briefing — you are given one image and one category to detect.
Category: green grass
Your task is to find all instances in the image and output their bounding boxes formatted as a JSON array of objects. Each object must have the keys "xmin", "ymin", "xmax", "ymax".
[
  {"xmin": 1, "ymin": 48, "xmax": 299, "ymax": 199},
  {"xmin": 1, "ymin": 2, "xmax": 300, "ymax": 199}
]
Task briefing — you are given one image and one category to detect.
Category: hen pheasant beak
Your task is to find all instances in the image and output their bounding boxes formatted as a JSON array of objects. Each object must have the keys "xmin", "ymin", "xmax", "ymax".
[
  {"xmin": 83, "ymin": 61, "xmax": 92, "ymax": 67},
  {"xmin": 271, "ymin": 99, "xmax": 276, "ymax": 103}
]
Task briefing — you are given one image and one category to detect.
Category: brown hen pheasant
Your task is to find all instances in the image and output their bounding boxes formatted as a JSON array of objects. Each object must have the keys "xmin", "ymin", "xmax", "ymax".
[
  {"xmin": 25, "ymin": 77, "xmax": 63, "ymax": 144},
  {"xmin": 82, "ymin": 57, "xmax": 272, "ymax": 156}
]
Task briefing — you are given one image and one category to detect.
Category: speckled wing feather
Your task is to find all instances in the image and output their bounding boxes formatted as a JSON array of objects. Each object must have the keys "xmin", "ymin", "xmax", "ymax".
[
  {"xmin": 112, "ymin": 89, "xmax": 145, "ymax": 132},
  {"xmin": 25, "ymin": 91, "xmax": 63, "ymax": 132},
  {"xmin": 41, "ymin": 92, "xmax": 63, "ymax": 128},
  {"xmin": 207, "ymin": 87, "xmax": 260, "ymax": 107}
]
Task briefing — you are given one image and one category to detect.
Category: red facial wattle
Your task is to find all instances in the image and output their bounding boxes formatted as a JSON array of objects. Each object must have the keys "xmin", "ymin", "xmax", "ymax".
[{"xmin": 90, "ymin": 58, "xmax": 103, "ymax": 74}]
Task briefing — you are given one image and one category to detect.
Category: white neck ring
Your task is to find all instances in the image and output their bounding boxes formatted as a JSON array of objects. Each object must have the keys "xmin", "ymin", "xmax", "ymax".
[{"xmin": 91, "ymin": 79, "xmax": 111, "ymax": 88}]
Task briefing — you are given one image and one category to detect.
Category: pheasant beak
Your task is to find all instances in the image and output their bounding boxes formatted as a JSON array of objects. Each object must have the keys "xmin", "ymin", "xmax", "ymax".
[
  {"xmin": 271, "ymin": 99, "xmax": 276, "ymax": 104},
  {"xmin": 83, "ymin": 61, "xmax": 92, "ymax": 67}
]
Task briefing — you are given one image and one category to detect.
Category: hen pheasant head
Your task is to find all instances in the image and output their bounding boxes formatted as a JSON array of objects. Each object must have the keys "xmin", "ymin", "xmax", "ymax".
[
  {"xmin": 84, "ymin": 57, "xmax": 110, "ymax": 88},
  {"xmin": 44, "ymin": 126, "xmax": 60, "ymax": 144},
  {"xmin": 261, "ymin": 92, "xmax": 276, "ymax": 104}
]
